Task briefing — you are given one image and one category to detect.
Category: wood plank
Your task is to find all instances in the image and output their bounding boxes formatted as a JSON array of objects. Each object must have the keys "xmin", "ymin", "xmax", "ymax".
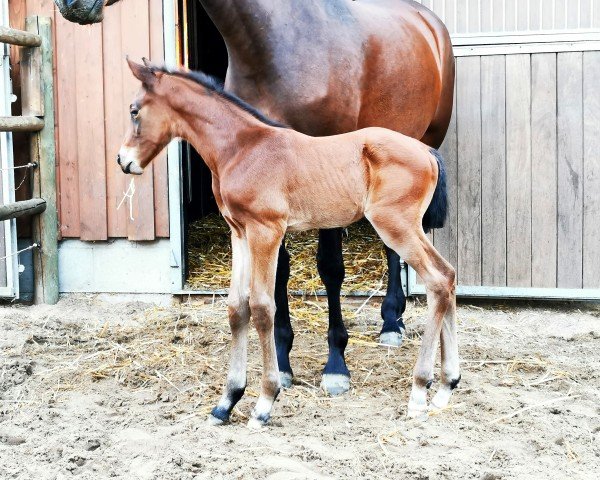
[
  {"xmin": 54, "ymin": 15, "xmax": 80, "ymax": 237},
  {"xmin": 504, "ymin": 0, "xmax": 517, "ymax": 31},
  {"xmin": 20, "ymin": 40, "xmax": 43, "ymax": 116},
  {"xmin": 555, "ymin": 0, "xmax": 568, "ymax": 30},
  {"xmin": 506, "ymin": 54, "xmax": 532, "ymax": 288},
  {"xmin": 566, "ymin": 0, "xmax": 581, "ymax": 28},
  {"xmin": 444, "ymin": 0, "xmax": 457, "ymax": 34},
  {"xmin": 542, "ymin": 0, "xmax": 555, "ymax": 29},
  {"xmin": 583, "ymin": 51, "xmax": 600, "ymax": 288},
  {"xmin": 150, "ymin": 0, "xmax": 170, "ymax": 238},
  {"xmin": 434, "ymin": 83, "xmax": 458, "ymax": 272},
  {"xmin": 103, "ymin": 2, "xmax": 128, "ymax": 237},
  {"xmin": 74, "ymin": 23, "xmax": 107, "ymax": 240},
  {"xmin": 491, "ymin": 0, "xmax": 504, "ymax": 31},
  {"xmin": 531, "ymin": 53, "xmax": 557, "ymax": 288},
  {"xmin": 528, "ymin": 0, "xmax": 543, "ymax": 31},
  {"xmin": 121, "ymin": 0, "xmax": 155, "ymax": 240},
  {"xmin": 480, "ymin": 55, "xmax": 506, "ymax": 287},
  {"xmin": 468, "ymin": 0, "xmax": 480, "ymax": 33},
  {"xmin": 516, "ymin": 0, "xmax": 528, "ymax": 30},
  {"xmin": 581, "ymin": 0, "xmax": 593, "ymax": 28},
  {"xmin": 557, "ymin": 52, "xmax": 584, "ymax": 289},
  {"xmin": 456, "ymin": 0, "xmax": 468, "ymax": 33},
  {"xmin": 456, "ymin": 56, "xmax": 481, "ymax": 286}
]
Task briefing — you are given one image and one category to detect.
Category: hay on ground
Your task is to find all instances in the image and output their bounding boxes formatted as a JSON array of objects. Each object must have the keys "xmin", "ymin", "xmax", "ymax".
[{"xmin": 186, "ymin": 214, "xmax": 388, "ymax": 294}]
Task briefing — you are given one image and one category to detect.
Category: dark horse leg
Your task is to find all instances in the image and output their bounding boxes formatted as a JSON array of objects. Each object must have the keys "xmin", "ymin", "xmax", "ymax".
[
  {"xmin": 274, "ymin": 239, "xmax": 295, "ymax": 388},
  {"xmin": 317, "ymin": 228, "xmax": 350, "ymax": 395},
  {"xmin": 379, "ymin": 246, "xmax": 407, "ymax": 346}
]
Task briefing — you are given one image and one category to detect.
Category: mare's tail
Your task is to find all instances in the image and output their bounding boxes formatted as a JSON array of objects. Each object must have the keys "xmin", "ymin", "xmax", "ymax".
[{"xmin": 422, "ymin": 148, "xmax": 448, "ymax": 233}]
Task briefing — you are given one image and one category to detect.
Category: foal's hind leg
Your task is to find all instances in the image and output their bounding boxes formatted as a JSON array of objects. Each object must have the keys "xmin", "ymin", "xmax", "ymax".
[
  {"xmin": 209, "ymin": 233, "xmax": 251, "ymax": 424},
  {"xmin": 431, "ymin": 296, "xmax": 460, "ymax": 410},
  {"xmin": 246, "ymin": 224, "xmax": 284, "ymax": 428},
  {"xmin": 367, "ymin": 213, "xmax": 459, "ymax": 417}
]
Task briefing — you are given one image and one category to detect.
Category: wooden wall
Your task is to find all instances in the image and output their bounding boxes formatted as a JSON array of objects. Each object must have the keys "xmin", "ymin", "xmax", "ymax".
[
  {"xmin": 9, "ymin": 0, "xmax": 169, "ymax": 241},
  {"xmin": 434, "ymin": 50, "xmax": 600, "ymax": 289},
  {"xmin": 415, "ymin": 0, "xmax": 600, "ymax": 33}
]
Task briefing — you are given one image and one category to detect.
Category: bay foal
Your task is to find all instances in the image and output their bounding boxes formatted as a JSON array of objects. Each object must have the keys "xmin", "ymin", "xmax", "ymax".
[{"xmin": 118, "ymin": 60, "xmax": 460, "ymax": 426}]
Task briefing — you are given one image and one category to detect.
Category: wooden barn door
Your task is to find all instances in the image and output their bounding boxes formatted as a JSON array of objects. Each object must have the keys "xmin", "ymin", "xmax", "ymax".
[{"xmin": 409, "ymin": 34, "xmax": 600, "ymax": 299}]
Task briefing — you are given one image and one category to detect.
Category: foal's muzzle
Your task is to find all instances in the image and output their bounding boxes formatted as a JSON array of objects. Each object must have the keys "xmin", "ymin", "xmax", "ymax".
[{"xmin": 116, "ymin": 153, "xmax": 143, "ymax": 175}]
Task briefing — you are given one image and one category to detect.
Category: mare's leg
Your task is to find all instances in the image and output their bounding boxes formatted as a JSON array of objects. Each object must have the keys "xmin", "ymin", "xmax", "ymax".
[
  {"xmin": 379, "ymin": 246, "xmax": 408, "ymax": 346},
  {"xmin": 367, "ymin": 214, "xmax": 459, "ymax": 417},
  {"xmin": 274, "ymin": 240, "xmax": 295, "ymax": 388},
  {"xmin": 247, "ymin": 224, "xmax": 284, "ymax": 428},
  {"xmin": 317, "ymin": 228, "xmax": 350, "ymax": 396},
  {"xmin": 209, "ymin": 233, "xmax": 251, "ymax": 424}
]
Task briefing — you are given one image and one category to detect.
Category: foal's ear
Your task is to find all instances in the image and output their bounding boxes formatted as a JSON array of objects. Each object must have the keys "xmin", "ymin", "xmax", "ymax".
[{"xmin": 126, "ymin": 57, "xmax": 157, "ymax": 88}]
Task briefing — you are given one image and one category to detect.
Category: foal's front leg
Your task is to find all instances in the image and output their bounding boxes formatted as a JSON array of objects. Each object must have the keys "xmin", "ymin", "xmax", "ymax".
[
  {"xmin": 247, "ymin": 225, "xmax": 284, "ymax": 428},
  {"xmin": 209, "ymin": 233, "xmax": 251, "ymax": 425}
]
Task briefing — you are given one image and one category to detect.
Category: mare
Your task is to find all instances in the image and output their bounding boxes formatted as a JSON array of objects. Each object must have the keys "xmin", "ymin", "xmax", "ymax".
[
  {"xmin": 117, "ymin": 60, "xmax": 459, "ymax": 427},
  {"xmin": 54, "ymin": 0, "xmax": 455, "ymax": 395}
]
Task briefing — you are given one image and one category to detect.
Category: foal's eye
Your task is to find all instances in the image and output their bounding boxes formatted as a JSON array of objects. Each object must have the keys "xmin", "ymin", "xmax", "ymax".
[{"xmin": 130, "ymin": 109, "xmax": 140, "ymax": 119}]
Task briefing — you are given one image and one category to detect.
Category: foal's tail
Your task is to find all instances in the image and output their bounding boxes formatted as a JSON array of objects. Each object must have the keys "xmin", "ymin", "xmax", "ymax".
[{"xmin": 422, "ymin": 148, "xmax": 448, "ymax": 233}]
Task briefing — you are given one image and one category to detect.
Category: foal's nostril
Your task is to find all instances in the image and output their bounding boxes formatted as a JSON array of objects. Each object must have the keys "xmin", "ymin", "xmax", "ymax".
[{"xmin": 116, "ymin": 154, "xmax": 121, "ymax": 165}]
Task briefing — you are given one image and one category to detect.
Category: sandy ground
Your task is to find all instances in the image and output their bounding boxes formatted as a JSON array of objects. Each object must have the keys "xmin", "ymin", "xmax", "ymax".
[{"xmin": 1, "ymin": 295, "xmax": 599, "ymax": 479}]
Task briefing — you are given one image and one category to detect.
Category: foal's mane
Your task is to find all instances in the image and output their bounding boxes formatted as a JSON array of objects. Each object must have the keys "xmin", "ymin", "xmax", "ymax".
[{"xmin": 155, "ymin": 66, "xmax": 287, "ymax": 129}]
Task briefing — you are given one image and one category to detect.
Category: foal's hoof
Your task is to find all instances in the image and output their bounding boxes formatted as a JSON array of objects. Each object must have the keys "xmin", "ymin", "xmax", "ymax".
[
  {"xmin": 206, "ymin": 414, "xmax": 226, "ymax": 426},
  {"xmin": 379, "ymin": 329, "xmax": 405, "ymax": 347},
  {"xmin": 247, "ymin": 416, "xmax": 268, "ymax": 430},
  {"xmin": 279, "ymin": 371, "xmax": 293, "ymax": 389},
  {"xmin": 431, "ymin": 386, "xmax": 453, "ymax": 410},
  {"xmin": 321, "ymin": 374, "xmax": 350, "ymax": 396}
]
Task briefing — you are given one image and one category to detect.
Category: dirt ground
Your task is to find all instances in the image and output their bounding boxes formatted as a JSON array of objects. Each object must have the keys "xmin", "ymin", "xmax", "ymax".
[{"xmin": 1, "ymin": 295, "xmax": 599, "ymax": 479}]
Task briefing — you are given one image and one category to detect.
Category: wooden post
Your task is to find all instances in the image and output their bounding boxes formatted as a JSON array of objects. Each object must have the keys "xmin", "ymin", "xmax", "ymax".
[{"xmin": 24, "ymin": 17, "xmax": 58, "ymax": 305}]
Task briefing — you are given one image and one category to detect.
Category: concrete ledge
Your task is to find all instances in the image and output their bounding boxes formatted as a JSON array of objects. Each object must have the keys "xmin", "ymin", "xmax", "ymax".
[{"xmin": 59, "ymin": 239, "xmax": 172, "ymax": 294}]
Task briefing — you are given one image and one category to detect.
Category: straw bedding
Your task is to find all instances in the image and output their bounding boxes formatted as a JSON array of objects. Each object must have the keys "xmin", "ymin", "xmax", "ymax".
[{"xmin": 186, "ymin": 214, "xmax": 388, "ymax": 294}]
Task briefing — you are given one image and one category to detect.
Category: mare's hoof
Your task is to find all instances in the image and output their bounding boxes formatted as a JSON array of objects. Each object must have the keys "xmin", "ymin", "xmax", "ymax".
[
  {"xmin": 321, "ymin": 374, "xmax": 350, "ymax": 396},
  {"xmin": 379, "ymin": 329, "xmax": 405, "ymax": 347},
  {"xmin": 247, "ymin": 416, "xmax": 268, "ymax": 430},
  {"xmin": 206, "ymin": 414, "xmax": 226, "ymax": 426},
  {"xmin": 279, "ymin": 371, "xmax": 293, "ymax": 389}
]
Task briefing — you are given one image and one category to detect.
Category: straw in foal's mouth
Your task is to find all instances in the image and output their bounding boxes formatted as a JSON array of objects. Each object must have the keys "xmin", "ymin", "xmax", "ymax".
[{"xmin": 117, "ymin": 178, "xmax": 136, "ymax": 221}]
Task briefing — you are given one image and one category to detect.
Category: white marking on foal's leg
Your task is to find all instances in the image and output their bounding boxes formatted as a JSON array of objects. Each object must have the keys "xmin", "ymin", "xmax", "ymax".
[
  {"xmin": 248, "ymin": 395, "xmax": 276, "ymax": 429},
  {"xmin": 407, "ymin": 383, "xmax": 430, "ymax": 418}
]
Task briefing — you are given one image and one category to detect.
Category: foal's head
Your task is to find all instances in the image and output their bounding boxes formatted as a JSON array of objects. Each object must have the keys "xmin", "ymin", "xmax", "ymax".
[{"xmin": 117, "ymin": 59, "xmax": 175, "ymax": 175}]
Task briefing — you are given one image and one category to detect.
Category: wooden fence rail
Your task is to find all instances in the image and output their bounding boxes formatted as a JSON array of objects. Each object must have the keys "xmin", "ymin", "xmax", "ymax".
[
  {"xmin": 0, "ymin": 198, "xmax": 46, "ymax": 221},
  {"xmin": 0, "ymin": 25, "xmax": 41, "ymax": 47},
  {"xmin": 0, "ymin": 115, "xmax": 44, "ymax": 132}
]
